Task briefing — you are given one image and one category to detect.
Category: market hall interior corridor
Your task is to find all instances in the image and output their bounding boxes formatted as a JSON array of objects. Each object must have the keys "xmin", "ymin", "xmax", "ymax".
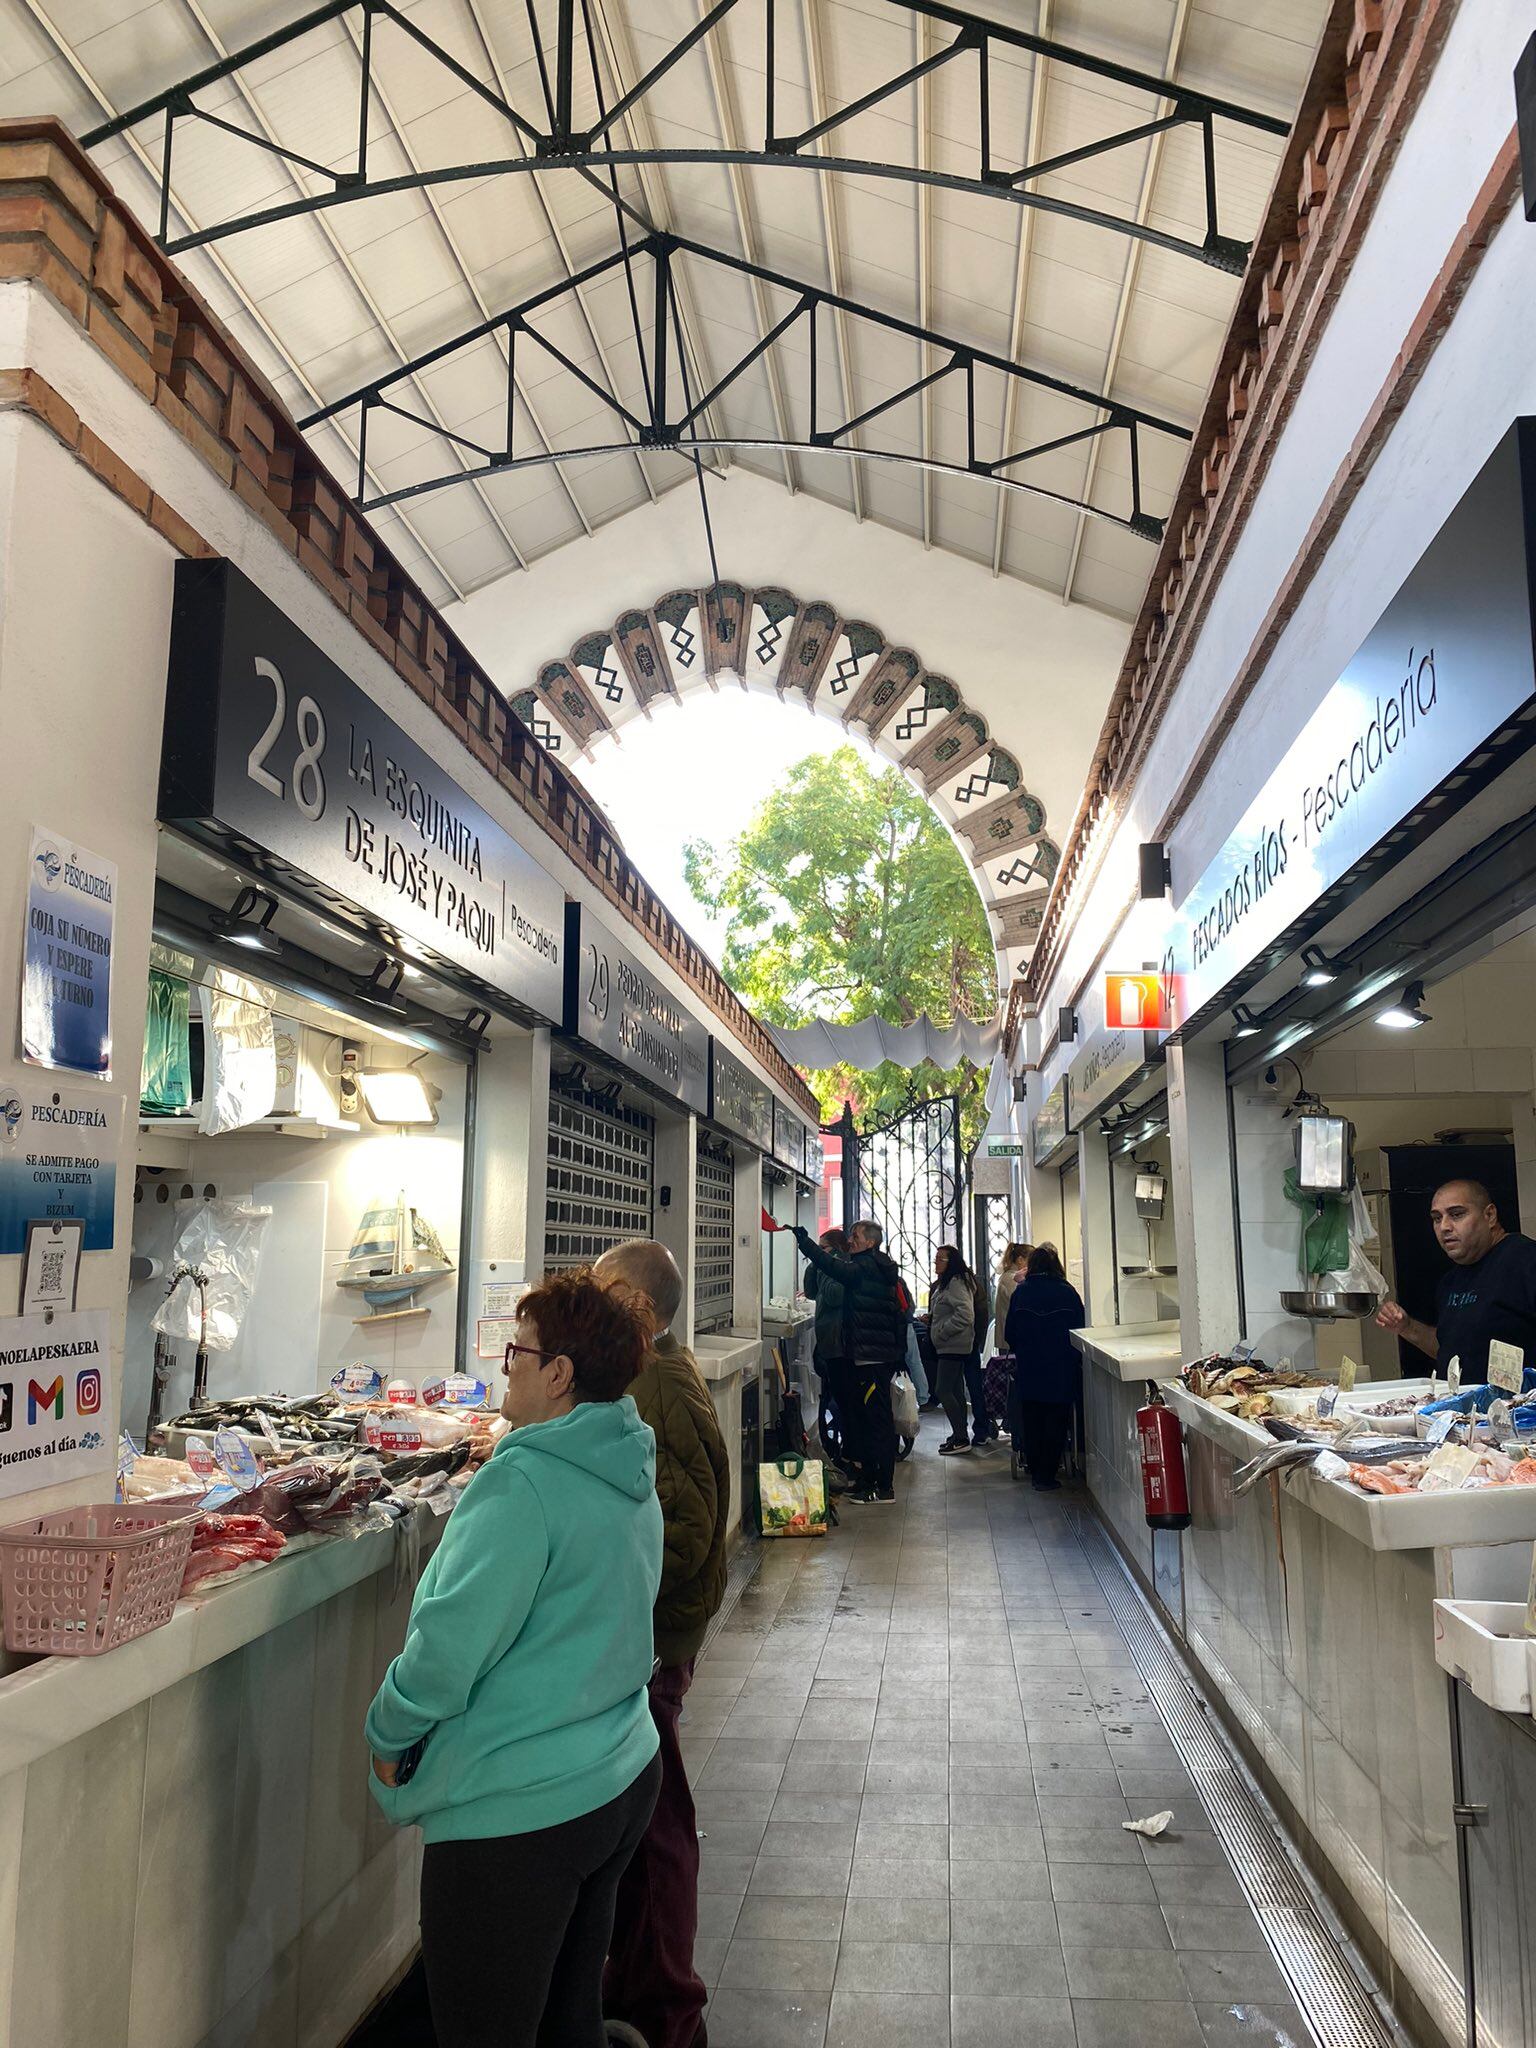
[{"xmin": 679, "ymin": 1438, "xmax": 1314, "ymax": 2048}]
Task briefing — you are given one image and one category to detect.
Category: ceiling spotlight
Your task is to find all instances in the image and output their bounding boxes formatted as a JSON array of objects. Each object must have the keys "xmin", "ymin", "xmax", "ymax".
[
  {"xmin": 1230, "ymin": 1004, "xmax": 1261, "ymax": 1039},
  {"xmin": 1378, "ymin": 981, "xmax": 1430, "ymax": 1031},
  {"xmin": 213, "ymin": 886, "xmax": 281, "ymax": 955},
  {"xmin": 355, "ymin": 958, "xmax": 408, "ymax": 1013},
  {"xmin": 1299, "ymin": 945, "xmax": 1338, "ymax": 989}
]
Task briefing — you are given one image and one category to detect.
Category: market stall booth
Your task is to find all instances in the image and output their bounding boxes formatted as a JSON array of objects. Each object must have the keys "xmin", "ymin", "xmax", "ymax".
[{"xmin": 1061, "ymin": 421, "xmax": 1536, "ymax": 2048}]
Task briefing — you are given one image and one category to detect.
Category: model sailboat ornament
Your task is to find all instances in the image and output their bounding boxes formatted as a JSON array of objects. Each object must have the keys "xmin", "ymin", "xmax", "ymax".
[{"xmin": 338, "ymin": 1190, "xmax": 454, "ymax": 1323}]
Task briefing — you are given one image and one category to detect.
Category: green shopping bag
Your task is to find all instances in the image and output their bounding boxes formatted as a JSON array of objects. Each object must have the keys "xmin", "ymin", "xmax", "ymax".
[{"xmin": 757, "ymin": 1456, "xmax": 830, "ymax": 1538}]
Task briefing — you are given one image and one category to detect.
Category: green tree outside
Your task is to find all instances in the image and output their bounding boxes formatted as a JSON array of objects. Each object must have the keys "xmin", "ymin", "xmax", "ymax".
[{"xmin": 683, "ymin": 746, "xmax": 996, "ymax": 1143}]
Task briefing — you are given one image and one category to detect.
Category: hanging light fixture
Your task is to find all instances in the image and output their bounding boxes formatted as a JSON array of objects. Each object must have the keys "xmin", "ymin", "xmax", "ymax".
[
  {"xmin": 212, "ymin": 886, "xmax": 281, "ymax": 955},
  {"xmin": 1299, "ymin": 945, "xmax": 1339, "ymax": 988},
  {"xmin": 1377, "ymin": 981, "xmax": 1431, "ymax": 1031},
  {"xmin": 1230, "ymin": 1004, "xmax": 1261, "ymax": 1039},
  {"xmin": 358, "ymin": 1057, "xmax": 440, "ymax": 1127}
]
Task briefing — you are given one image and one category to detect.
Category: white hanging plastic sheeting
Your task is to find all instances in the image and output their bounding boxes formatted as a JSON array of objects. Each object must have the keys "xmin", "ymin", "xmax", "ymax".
[
  {"xmin": 769, "ymin": 1013, "xmax": 1000, "ymax": 1072},
  {"xmin": 197, "ymin": 979, "xmax": 277, "ymax": 1134},
  {"xmin": 151, "ymin": 1199, "xmax": 272, "ymax": 1352}
]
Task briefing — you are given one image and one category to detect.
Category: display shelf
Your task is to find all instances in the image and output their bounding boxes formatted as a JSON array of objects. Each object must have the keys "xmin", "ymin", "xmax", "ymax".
[
  {"xmin": 1169, "ymin": 1384, "xmax": 1536, "ymax": 1551},
  {"xmin": 1433, "ymin": 1599, "xmax": 1536, "ymax": 1715},
  {"xmin": 1072, "ymin": 1320, "xmax": 1182, "ymax": 1383}
]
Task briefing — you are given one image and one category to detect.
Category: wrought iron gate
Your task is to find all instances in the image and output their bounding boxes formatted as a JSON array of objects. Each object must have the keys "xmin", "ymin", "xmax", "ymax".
[{"xmin": 828, "ymin": 1093, "xmax": 965, "ymax": 1296}]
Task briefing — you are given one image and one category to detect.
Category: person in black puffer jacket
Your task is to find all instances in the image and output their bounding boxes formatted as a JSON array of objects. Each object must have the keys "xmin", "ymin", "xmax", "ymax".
[
  {"xmin": 791, "ymin": 1219, "xmax": 905, "ymax": 1506},
  {"xmin": 804, "ymin": 1229, "xmax": 854, "ymax": 1477}
]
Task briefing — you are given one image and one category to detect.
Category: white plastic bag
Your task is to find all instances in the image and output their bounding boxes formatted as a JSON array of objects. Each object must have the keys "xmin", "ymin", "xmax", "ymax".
[
  {"xmin": 151, "ymin": 1199, "xmax": 272, "ymax": 1352},
  {"xmin": 890, "ymin": 1370, "xmax": 920, "ymax": 1437},
  {"xmin": 197, "ymin": 980, "xmax": 276, "ymax": 1134}
]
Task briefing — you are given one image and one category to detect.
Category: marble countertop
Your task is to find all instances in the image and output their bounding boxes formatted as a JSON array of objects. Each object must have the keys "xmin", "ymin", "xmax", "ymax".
[
  {"xmin": 1071, "ymin": 1321, "xmax": 1183, "ymax": 1383},
  {"xmin": 0, "ymin": 1508, "xmax": 437, "ymax": 1777},
  {"xmin": 1169, "ymin": 1384, "xmax": 1536, "ymax": 1552}
]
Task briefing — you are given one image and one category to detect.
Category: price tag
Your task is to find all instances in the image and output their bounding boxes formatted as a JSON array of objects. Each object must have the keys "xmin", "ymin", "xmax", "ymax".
[
  {"xmin": 386, "ymin": 1378, "xmax": 419, "ymax": 1406},
  {"xmin": 423, "ymin": 1373, "xmax": 488, "ymax": 1409},
  {"xmin": 185, "ymin": 1435, "xmax": 217, "ymax": 1481},
  {"xmin": 364, "ymin": 1411, "xmax": 423, "ymax": 1456},
  {"xmin": 1338, "ymin": 1355, "xmax": 1358, "ymax": 1394},
  {"xmin": 1448, "ymin": 1355, "xmax": 1462, "ymax": 1395},
  {"xmin": 1419, "ymin": 1442, "xmax": 1479, "ymax": 1493},
  {"xmin": 212, "ymin": 1427, "xmax": 262, "ymax": 1493},
  {"xmin": 1489, "ymin": 1340, "xmax": 1525, "ymax": 1395},
  {"xmin": 331, "ymin": 1364, "xmax": 384, "ymax": 1405},
  {"xmin": 252, "ymin": 1409, "xmax": 284, "ymax": 1450},
  {"xmin": 1314, "ymin": 1451, "xmax": 1349, "ymax": 1482},
  {"xmin": 1425, "ymin": 1411, "xmax": 1458, "ymax": 1445},
  {"xmin": 1489, "ymin": 1398, "xmax": 1514, "ymax": 1437},
  {"xmin": 1316, "ymin": 1387, "xmax": 1339, "ymax": 1420}
]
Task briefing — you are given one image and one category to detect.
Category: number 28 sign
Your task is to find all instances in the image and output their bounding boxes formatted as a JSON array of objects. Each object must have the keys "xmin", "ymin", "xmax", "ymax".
[{"xmin": 160, "ymin": 558, "xmax": 567, "ymax": 1024}]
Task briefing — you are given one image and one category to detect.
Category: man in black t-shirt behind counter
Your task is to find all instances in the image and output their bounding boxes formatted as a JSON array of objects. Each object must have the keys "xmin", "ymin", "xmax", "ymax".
[{"xmin": 1375, "ymin": 1178, "xmax": 1536, "ymax": 1380}]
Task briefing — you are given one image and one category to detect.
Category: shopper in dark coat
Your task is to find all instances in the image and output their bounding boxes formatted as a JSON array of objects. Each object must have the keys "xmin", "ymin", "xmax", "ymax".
[
  {"xmin": 1004, "ymin": 1244, "xmax": 1086, "ymax": 1490},
  {"xmin": 805, "ymin": 1229, "xmax": 854, "ymax": 1474},
  {"xmin": 791, "ymin": 1219, "xmax": 904, "ymax": 1505}
]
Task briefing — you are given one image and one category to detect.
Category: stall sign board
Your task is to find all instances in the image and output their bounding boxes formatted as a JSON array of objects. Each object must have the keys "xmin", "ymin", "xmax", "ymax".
[
  {"xmin": 0, "ymin": 1309, "xmax": 112, "ymax": 1502},
  {"xmin": 1068, "ymin": 1023, "xmax": 1157, "ymax": 1131},
  {"xmin": 0, "ymin": 1081, "xmax": 120, "ymax": 1254},
  {"xmin": 1033, "ymin": 1076, "xmax": 1071, "ymax": 1166},
  {"xmin": 161, "ymin": 561, "xmax": 566, "ymax": 1024},
  {"xmin": 710, "ymin": 1041, "xmax": 774, "ymax": 1151},
  {"xmin": 562, "ymin": 905, "xmax": 709, "ymax": 1112},
  {"xmin": 22, "ymin": 828, "xmax": 116, "ymax": 1077},
  {"xmin": 772, "ymin": 1101, "xmax": 807, "ymax": 1175},
  {"xmin": 1167, "ymin": 424, "xmax": 1536, "ymax": 1024}
]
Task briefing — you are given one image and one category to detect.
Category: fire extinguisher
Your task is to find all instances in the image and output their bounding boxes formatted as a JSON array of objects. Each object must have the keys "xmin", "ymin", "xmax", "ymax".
[{"xmin": 1137, "ymin": 1393, "xmax": 1191, "ymax": 1531}]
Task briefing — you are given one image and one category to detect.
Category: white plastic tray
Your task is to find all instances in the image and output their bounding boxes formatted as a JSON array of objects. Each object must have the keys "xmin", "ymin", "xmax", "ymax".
[{"xmin": 1433, "ymin": 1599, "xmax": 1536, "ymax": 1715}]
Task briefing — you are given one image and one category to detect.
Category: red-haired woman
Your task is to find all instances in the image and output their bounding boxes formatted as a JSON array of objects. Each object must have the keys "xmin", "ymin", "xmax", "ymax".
[{"xmin": 367, "ymin": 1268, "xmax": 663, "ymax": 2047}]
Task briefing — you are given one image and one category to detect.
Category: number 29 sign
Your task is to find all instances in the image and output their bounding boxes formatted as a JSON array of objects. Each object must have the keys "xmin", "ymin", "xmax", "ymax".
[{"xmin": 160, "ymin": 559, "xmax": 567, "ymax": 1023}]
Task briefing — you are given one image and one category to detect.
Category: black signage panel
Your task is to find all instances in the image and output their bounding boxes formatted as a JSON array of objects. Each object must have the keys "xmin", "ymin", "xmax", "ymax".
[
  {"xmin": 773, "ymin": 1100, "xmax": 807, "ymax": 1174},
  {"xmin": 160, "ymin": 561, "xmax": 566, "ymax": 1021},
  {"xmin": 563, "ymin": 904, "xmax": 710, "ymax": 1111},
  {"xmin": 710, "ymin": 1041, "xmax": 773, "ymax": 1150}
]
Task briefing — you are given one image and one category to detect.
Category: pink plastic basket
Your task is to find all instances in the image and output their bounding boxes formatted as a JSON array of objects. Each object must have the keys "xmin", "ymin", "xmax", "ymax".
[{"xmin": 0, "ymin": 1500, "xmax": 199, "ymax": 1656}]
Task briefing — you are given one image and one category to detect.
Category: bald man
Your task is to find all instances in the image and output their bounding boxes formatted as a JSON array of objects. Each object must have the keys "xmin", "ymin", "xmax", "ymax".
[
  {"xmin": 596, "ymin": 1241, "xmax": 728, "ymax": 2048},
  {"xmin": 1376, "ymin": 1179, "xmax": 1536, "ymax": 1381}
]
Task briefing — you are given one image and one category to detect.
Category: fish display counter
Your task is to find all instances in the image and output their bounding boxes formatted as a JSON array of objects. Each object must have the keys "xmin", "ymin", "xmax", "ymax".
[
  {"xmin": 1158, "ymin": 1360, "xmax": 1536, "ymax": 2048},
  {"xmin": 0, "ymin": 1499, "xmax": 444, "ymax": 2048},
  {"xmin": 1072, "ymin": 1321, "xmax": 1181, "ymax": 1590}
]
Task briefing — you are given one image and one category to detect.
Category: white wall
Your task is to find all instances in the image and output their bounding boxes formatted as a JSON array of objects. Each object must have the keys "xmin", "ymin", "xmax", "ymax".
[{"xmin": 0, "ymin": 411, "xmax": 169, "ymax": 1511}]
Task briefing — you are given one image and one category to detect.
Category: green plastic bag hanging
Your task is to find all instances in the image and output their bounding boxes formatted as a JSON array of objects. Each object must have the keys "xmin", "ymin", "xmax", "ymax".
[
  {"xmin": 1282, "ymin": 1167, "xmax": 1351, "ymax": 1276},
  {"xmin": 140, "ymin": 969, "xmax": 192, "ymax": 1114}
]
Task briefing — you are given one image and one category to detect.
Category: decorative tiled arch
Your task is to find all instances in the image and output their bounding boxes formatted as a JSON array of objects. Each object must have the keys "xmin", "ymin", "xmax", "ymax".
[{"xmin": 519, "ymin": 585, "xmax": 1059, "ymax": 967}]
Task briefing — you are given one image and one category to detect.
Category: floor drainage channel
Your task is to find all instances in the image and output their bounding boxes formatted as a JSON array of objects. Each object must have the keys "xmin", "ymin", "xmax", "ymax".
[
  {"xmin": 1067, "ymin": 1509, "xmax": 1408, "ymax": 2048},
  {"xmin": 698, "ymin": 1530, "xmax": 765, "ymax": 1658}
]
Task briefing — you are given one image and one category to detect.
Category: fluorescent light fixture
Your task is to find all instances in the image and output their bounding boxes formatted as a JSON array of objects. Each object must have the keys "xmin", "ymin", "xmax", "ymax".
[
  {"xmin": 1300, "ymin": 945, "xmax": 1338, "ymax": 988},
  {"xmin": 359, "ymin": 1066, "xmax": 439, "ymax": 1126},
  {"xmin": 215, "ymin": 886, "xmax": 281, "ymax": 954},
  {"xmin": 1230, "ymin": 1004, "xmax": 1261, "ymax": 1039},
  {"xmin": 1377, "ymin": 981, "xmax": 1430, "ymax": 1031}
]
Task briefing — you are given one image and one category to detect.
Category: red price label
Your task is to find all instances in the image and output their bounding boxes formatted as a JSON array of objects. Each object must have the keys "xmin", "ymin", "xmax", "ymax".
[{"xmin": 364, "ymin": 1414, "xmax": 423, "ymax": 1456}]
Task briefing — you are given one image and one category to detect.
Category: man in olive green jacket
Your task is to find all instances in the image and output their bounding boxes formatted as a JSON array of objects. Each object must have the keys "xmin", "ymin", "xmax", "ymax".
[{"xmin": 597, "ymin": 1241, "xmax": 729, "ymax": 2048}]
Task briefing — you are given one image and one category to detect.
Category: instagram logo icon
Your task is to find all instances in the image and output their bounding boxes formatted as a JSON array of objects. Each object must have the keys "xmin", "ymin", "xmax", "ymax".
[{"xmin": 75, "ymin": 1368, "xmax": 102, "ymax": 1417}]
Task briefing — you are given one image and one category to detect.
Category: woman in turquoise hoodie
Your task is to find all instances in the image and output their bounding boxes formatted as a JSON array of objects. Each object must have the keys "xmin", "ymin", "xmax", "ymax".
[{"xmin": 367, "ymin": 1269, "xmax": 664, "ymax": 2048}]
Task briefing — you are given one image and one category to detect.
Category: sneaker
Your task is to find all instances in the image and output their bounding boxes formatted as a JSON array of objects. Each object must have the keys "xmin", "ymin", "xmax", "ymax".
[
  {"xmin": 871, "ymin": 1485, "xmax": 896, "ymax": 1504},
  {"xmin": 845, "ymin": 1486, "xmax": 878, "ymax": 1505},
  {"xmin": 938, "ymin": 1437, "xmax": 972, "ymax": 1456}
]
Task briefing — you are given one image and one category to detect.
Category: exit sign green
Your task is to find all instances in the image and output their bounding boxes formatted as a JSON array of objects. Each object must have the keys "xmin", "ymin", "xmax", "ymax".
[{"xmin": 986, "ymin": 1138, "xmax": 1027, "ymax": 1157}]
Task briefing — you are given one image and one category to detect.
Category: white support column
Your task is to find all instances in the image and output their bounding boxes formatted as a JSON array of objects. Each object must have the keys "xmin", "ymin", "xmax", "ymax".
[
  {"xmin": 1078, "ymin": 1130, "xmax": 1118, "ymax": 1327},
  {"xmin": 1167, "ymin": 1038, "xmax": 1240, "ymax": 1358},
  {"xmin": 653, "ymin": 1107, "xmax": 696, "ymax": 1345},
  {"xmin": 733, "ymin": 1150, "xmax": 764, "ymax": 1336}
]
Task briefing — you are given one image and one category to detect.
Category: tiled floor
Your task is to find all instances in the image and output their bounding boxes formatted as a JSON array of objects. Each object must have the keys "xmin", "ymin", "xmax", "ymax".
[{"xmin": 685, "ymin": 1435, "xmax": 1315, "ymax": 2048}]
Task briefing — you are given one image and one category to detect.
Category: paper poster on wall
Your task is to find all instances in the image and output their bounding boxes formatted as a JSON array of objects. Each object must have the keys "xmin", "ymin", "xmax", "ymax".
[
  {"xmin": 0, "ymin": 1309, "xmax": 112, "ymax": 1502},
  {"xmin": 0, "ymin": 1080, "xmax": 121, "ymax": 1253},
  {"xmin": 20, "ymin": 1219, "xmax": 83, "ymax": 1315},
  {"xmin": 21, "ymin": 828, "xmax": 116, "ymax": 1077}
]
